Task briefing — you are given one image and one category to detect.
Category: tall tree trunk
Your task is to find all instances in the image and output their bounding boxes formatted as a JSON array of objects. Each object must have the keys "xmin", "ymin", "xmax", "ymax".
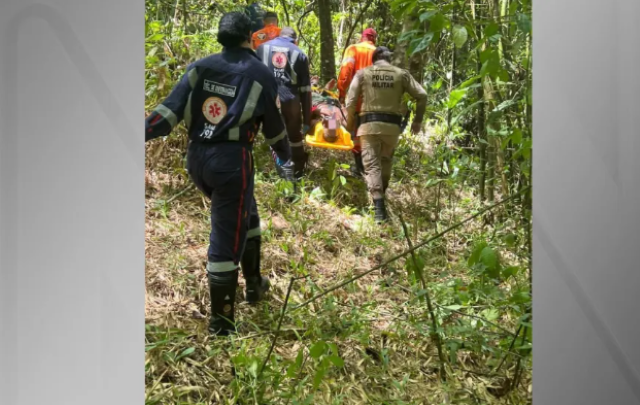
[
  {"xmin": 317, "ymin": 0, "xmax": 336, "ymax": 84},
  {"xmin": 393, "ymin": 15, "xmax": 415, "ymax": 69},
  {"xmin": 338, "ymin": 0, "xmax": 346, "ymax": 51},
  {"xmin": 446, "ymin": 5, "xmax": 458, "ymax": 134},
  {"xmin": 394, "ymin": 15, "xmax": 427, "ymax": 126},
  {"xmin": 485, "ymin": 84, "xmax": 496, "ymax": 203},
  {"xmin": 472, "ymin": 0, "xmax": 487, "ymax": 201},
  {"xmin": 173, "ymin": 0, "xmax": 180, "ymax": 28},
  {"xmin": 494, "ymin": 0, "xmax": 511, "ymax": 198},
  {"xmin": 182, "ymin": 0, "xmax": 187, "ymax": 33},
  {"xmin": 485, "ymin": 0, "xmax": 499, "ymax": 203}
]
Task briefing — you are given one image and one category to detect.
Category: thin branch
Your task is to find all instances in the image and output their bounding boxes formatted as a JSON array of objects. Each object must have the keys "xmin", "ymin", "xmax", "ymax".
[
  {"xmin": 399, "ymin": 214, "xmax": 447, "ymax": 382},
  {"xmin": 340, "ymin": 0, "xmax": 373, "ymax": 61},
  {"xmin": 280, "ymin": 0, "xmax": 290, "ymax": 26},
  {"xmin": 493, "ymin": 323, "xmax": 523, "ymax": 372},
  {"xmin": 166, "ymin": 184, "xmax": 195, "ymax": 203},
  {"xmin": 297, "ymin": 5, "xmax": 315, "ymax": 66},
  {"xmin": 258, "ymin": 276, "xmax": 305, "ymax": 378},
  {"xmin": 435, "ymin": 303, "xmax": 518, "ymax": 338}
]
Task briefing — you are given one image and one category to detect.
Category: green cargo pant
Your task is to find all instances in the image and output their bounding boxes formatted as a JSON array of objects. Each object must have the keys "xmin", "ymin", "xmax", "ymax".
[{"xmin": 360, "ymin": 134, "xmax": 399, "ymax": 199}]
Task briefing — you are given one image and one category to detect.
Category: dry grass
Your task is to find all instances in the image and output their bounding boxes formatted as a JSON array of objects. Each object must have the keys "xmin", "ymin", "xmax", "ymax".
[{"xmin": 144, "ymin": 135, "xmax": 532, "ymax": 405}]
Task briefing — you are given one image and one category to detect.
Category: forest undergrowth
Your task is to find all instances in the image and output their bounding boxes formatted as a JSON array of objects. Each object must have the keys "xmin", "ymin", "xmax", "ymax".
[
  {"xmin": 145, "ymin": 0, "xmax": 532, "ymax": 402},
  {"xmin": 145, "ymin": 129, "xmax": 532, "ymax": 405}
]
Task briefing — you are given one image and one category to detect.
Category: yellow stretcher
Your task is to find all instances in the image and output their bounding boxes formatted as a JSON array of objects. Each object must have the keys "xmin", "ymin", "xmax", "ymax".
[
  {"xmin": 306, "ymin": 86, "xmax": 354, "ymax": 151},
  {"xmin": 305, "ymin": 121, "xmax": 354, "ymax": 151}
]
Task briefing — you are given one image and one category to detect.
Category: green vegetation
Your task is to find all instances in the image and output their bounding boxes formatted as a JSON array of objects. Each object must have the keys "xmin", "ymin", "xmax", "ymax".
[{"xmin": 145, "ymin": 0, "xmax": 532, "ymax": 403}]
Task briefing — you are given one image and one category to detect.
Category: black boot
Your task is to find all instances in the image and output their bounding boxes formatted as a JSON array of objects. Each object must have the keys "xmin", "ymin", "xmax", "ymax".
[
  {"xmin": 207, "ymin": 268, "xmax": 238, "ymax": 336},
  {"xmin": 351, "ymin": 152, "xmax": 365, "ymax": 177},
  {"xmin": 291, "ymin": 146, "xmax": 309, "ymax": 179},
  {"xmin": 241, "ymin": 237, "xmax": 271, "ymax": 304},
  {"xmin": 373, "ymin": 198, "xmax": 388, "ymax": 223}
]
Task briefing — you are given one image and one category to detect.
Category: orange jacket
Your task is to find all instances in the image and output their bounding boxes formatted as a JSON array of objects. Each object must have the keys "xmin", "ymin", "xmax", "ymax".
[
  {"xmin": 251, "ymin": 25, "xmax": 281, "ymax": 50},
  {"xmin": 337, "ymin": 40, "xmax": 376, "ymax": 102}
]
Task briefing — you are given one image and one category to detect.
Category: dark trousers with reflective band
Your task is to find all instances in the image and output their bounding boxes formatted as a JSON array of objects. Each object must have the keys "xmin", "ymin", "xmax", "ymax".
[
  {"xmin": 278, "ymin": 94, "xmax": 307, "ymax": 173},
  {"xmin": 280, "ymin": 94, "xmax": 303, "ymax": 145},
  {"xmin": 186, "ymin": 142, "xmax": 260, "ymax": 271}
]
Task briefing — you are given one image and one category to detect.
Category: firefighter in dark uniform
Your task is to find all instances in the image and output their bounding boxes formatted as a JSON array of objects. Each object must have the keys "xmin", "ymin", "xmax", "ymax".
[
  {"xmin": 145, "ymin": 12, "xmax": 295, "ymax": 336},
  {"xmin": 256, "ymin": 27, "xmax": 311, "ymax": 178}
]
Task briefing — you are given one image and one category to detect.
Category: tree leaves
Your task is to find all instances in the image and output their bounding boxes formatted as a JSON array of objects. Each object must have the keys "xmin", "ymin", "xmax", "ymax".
[
  {"xmin": 452, "ymin": 25, "xmax": 468, "ymax": 48},
  {"xmin": 176, "ymin": 347, "xmax": 195, "ymax": 361},
  {"xmin": 493, "ymin": 99, "xmax": 519, "ymax": 114},
  {"xmin": 309, "ymin": 341, "xmax": 327, "ymax": 359},
  {"xmin": 409, "ymin": 33, "xmax": 434, "ymax": 56},
  {"xmin": 399, "ymin": 29, "xmax": 422, "ymax": 43},
  {"xmin": 307, "ymin": 340, "xmax": 344, "ymax": 390},
  {"xmin": 389, "ymin": 0, "xmax": 419, "ymax": 16},
  {"xmin": 516, "ymin": 12, "xmax": 532, "ymax": 34},
  {"xmin": 480, "ymin": 48, "xmax": 501, "ymax": 78},
  {"xmin": 481, "ymin": 308, "xmax": 500, "ymax": 322},
  {"xmin": 502, "ymin": 128, "xmax": 523, "ymax": 149},
  {"xmin": 468, "ymin": 241, "xmax": 502, "ymax": 280},
  {"xmin": 328, "ymin": 355, "xmax": 344, "ymax": 368},
  {"xmin": 420, "ymin": 10, "xmax": 437, "ymax": 23},
  {"xmin": 312, "ymin": 363, "xmax": 327, "ymax": 390},
  {"xmin": 447, "ymin": 88, "xmax": 468, "ymax": 109},
  {"xmin": 459, "ymin": 75, "xmax": 481, "ymax": 88},
  {"xmin": 479, "ymin": 246, "xmax": 501, "ymax": 279},
  {"xmin": 502, "ymin": 266, "xmax": 520, "ymax": 279},
  {"xmin": 468, "ymin": 241, "xmax": 488, "ymax": 267},
  {"xmin": 484, "ymin": 22, "xmax": 500, "ymax": 39},
  {"xmin": 429, "ymin": 12, "xmax": 447, "ymax": 38}
]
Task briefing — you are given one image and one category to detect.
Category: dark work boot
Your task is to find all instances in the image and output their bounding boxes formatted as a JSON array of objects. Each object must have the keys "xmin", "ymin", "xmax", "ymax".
[
  {"xmin": 373, "ymin": 198, "xmax": 388, "ymax": 223},
  {"xmin": 351, "ymin": 152, "xmax": 365, "ymax": 178},
  {"xmin": 241, "ymin": 237, "xmax": 271, "ymax": 304},
  {"xmin": 291, "ymin": 146, "xmax": 309, "ymax": 179},
  {"xmin": 207, "ymin": 268, "xmax": 239, "ymax": 336},
  {"xmin": 246, "ymin": 277, "xmax": 270, "ymax": 304}
]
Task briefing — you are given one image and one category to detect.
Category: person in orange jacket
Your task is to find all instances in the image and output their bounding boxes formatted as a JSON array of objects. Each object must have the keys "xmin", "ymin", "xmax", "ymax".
[
  {"xmin": 337, "ymin": 28, "xmax": 378, "ymax": 176},
  {"xmin": 251, "ymin": 11, "xmax": 281, "ymax": 50}
]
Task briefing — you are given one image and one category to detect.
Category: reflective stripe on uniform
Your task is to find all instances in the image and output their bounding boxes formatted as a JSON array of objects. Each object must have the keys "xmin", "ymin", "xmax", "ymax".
[
  {"xmin": 226, "ymin": 81, "xmax": 263, "ymax": 141},
  {"xmin": 342, "ymin": 57, "xmax": 356, "ymax": 66},
  {"xmin": 290, "ymin": 51, "xmax": 299, "ymax": 85},
  {"xmin": 207, "ymin": 261, "xmax": 238, "ymax": 273},
  {"xmin": 228, "ymin": 127, "xmax": 240, "ymax": 141},
  {"xmin": 289, "ymin": 140, "xmax": 304, "ymax": 147},
  {"xmin": 262, "ymin": 45, "xmax": 271, "ymax": 65},
  {"xmin": 265, "ymin": 129, "xmax": 286, "ymax": 145},
  {"xmin": 183, "ymin": 92, "xmax": 193, "ymax": 129},
  {"xmin": 188, "ymin": 68, "xmax": 198, "ymax": 88},
  {"xmin": 247, "ymin": 227, "xmax": 261, "ymax": 239},
  {"xmin": 154, "ymin": 104, "xmax": 178, "ymax": 128},
  {"xmin": 239, "ymin": 81, "xmax": 263, "ymax": 124},
  {"xmin": 299, "ymin": 85, "xmax": 311, "ymax": 93}
]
